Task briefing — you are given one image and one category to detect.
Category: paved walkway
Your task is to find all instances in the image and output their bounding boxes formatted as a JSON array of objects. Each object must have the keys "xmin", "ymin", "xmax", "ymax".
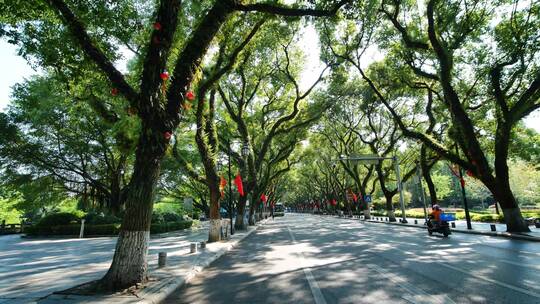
[
  {"xmin": 369, "ymin": 216, "xmax": 540, "ymax": 238},
  {"xmin": 0, "ymin": 222, "xmax": 226, "ymax": 303}
]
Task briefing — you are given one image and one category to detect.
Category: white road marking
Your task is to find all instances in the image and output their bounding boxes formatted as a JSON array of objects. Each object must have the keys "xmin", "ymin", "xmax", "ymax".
[
  {"xmin": 365, "ymin": 263, "xmax": 457, "ymax": 304},
  {"xmin": 287, "ymin": 226, "xmax": 328, "ymax": 304},
  {"xmin": 436, "ymin": 262, "xmax": 540, "ymax": 298}
]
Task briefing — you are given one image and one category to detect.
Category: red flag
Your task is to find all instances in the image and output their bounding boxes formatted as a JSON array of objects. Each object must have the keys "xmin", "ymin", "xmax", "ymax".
[
  {"xmin": 219, "ymin": 176, "xmax": 227, "ymax": 198},
  {"xmin": 234, "ymin": 173, "xmax": 244, "ymax": 196},
  {"xmin": 352, "ymin": 193, "xmax": 358, "ymax": 203},
  {"xmin": 331, "ymin": 199, "xmax": 337, "ymax": 206},
  {"xmin": 260, "ymin": 194, "xmax": 267, "ymax": 203}
]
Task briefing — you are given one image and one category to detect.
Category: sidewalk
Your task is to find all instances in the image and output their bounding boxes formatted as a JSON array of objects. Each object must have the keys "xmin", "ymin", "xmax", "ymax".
[
  {"xmin": 0, "ymin": 220, "xmax": 266, "ymax": 304},
  {"xmin": 358, "ymin": 215, "xmax": 540, "ymax": 241}
]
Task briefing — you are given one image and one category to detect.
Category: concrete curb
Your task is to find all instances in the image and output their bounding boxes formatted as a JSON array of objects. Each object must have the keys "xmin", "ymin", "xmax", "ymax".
[
  {"xmin": 38, "ymin": 220, "xmax": 267, "ymax": 303},
  {"xmin": 334, "ymin": 216, "xmax": 540, "ymax": 242},
  {"xmin": 140, "ymin": 219, "xmax": 267, "ymax": 304}
]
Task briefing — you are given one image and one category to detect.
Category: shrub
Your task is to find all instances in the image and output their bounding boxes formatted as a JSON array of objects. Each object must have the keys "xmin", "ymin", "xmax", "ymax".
[
  {"xmin": 161, "ymin": 212, "xmax": 182, "ymax": 223},
  {"xmin": 84, "ymin": 212, "xmax": 122, "ymax": 225},
  {"xmin": 85, "ymin": 224, "xmax": 120, "ymax": 235},
  {"xmin": 150, "ymin": 220, "xmax": 192, "ymax": 234},
  {"xmin": 25, "ymin": 224, "xmax": 79, "ymax": 236},
  {"xmin": 37, "ymin": 212, "xmax": 80, "ymax": 227},
  {"xmin": 25, "ymin": 220, "xmax": 190, "ymax": 236},
  {"xmin": 25, "ymin": 223, "xmax": 121, "ymax": 236},
  {"xmin": 152, "ymin": 210, "xmax": 185, "ymax": 224},
  {"xmin": 470, "ymin": 213, "xmax": 505, "ymax": 223}
]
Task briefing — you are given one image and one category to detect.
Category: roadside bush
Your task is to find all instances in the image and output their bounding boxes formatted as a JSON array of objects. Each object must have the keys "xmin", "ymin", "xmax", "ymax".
[
  {"xmin": 25, "ymin": 220, "xmax": 191, "ymax": 236},
  {"xmin": 150, "ymin": 220, "xmax": 192, "ymax": 234},
  {"xmin": 84, "ymin": 212, "xmax": 122, "ymax": 225},
  {"xmin": 152, "ymin": 210, "xmax": 186, "ymax": 224},
  {"xmin": 161, "ymin": 212, "xmax": 182, "ymax": 223},
  {"xmin": 37, "ymin": 212, "xmax": 80, "ymax": 227},
  {"xmin": 470, "ymin": 213, "xmax": 505, "ymax": 223},
  {"xmin": 25, "ymin": 224, "xmax": 79, "ymax": 236},
  {"xmin": 85, "ymin": 224, "xmax": 120, "ymax": 235},
  {"xmin": 25, "ymin": 223, "xmax": 121, "ymax": 236}
]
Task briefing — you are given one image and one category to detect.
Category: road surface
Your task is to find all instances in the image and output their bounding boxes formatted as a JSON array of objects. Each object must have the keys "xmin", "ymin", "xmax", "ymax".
[{"xmin": 164, "ymin": 213, "xmax": 540, "ymax": 304}]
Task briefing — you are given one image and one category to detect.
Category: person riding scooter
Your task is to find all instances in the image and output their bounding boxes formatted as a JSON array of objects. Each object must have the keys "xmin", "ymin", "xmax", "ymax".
[
  {"xmin": 430, "ymin": 205, "xmax": 442, "ymax": 224},
  {"xmin": 427, "ymin": 205, "xmax": 451, "ymax": 237}
]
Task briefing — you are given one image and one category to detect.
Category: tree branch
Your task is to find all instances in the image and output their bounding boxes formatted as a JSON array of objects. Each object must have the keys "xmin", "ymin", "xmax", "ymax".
[
  {"xmin": 46, "ymin": 0, "xmax": 138, "ymax": 105},
  {"xmin": 233, "ymin": 0, "xmax": 351, "ymax": 17}
]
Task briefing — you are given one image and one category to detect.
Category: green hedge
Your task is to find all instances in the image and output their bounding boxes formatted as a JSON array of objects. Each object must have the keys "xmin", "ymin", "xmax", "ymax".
[
  {"xmin": 25, "ymin": 224, "xmax": 120, "ymax": 236},
  {"xmin": 25, "ymin": 221, "xmax": 192, "ymax": 236},
  {"xmin": 373, "ymin": 210, "xmax": 510, "ymax": 223},
  {"xmin": 150, "ymin": 220, "xmax": 192, "ymax": 234},
  {"xmin": 37, "ymin": 212, "xmax": 80, "ymax": 226}
]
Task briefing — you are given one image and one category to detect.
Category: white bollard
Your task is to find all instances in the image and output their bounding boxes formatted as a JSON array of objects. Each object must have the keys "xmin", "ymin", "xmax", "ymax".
[
  {"xmin": 158, "ymin": 252, "xmax": 167, "ymax": 268},
  {"xmin": 79, "ymin": 219, "xmax": 85, "ymax": 238}
]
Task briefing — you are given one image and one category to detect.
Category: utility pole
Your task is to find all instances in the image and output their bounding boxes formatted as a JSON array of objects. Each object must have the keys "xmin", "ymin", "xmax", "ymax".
[{"xmin": 394, "ymin": 155, "xmax": 407, "ymax": 223}]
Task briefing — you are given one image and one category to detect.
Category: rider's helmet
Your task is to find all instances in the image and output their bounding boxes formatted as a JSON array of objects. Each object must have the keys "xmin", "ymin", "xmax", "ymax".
[{"xmin": 433, "ymin": 204, "xmax": 441, "ymax": 210}]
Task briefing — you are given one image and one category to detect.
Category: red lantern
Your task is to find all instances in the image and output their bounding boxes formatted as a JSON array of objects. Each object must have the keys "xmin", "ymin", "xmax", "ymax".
[
  {"xmin": 153, "ymin": 22, "xmax": 162, "ymax": 30},
  {"xmin": 160, "ymin": 71, "xmax": 169, "ymax": 80},
  {"xmin": 111, "ymin": 88, "xmax": 118, "ymax": 96},
  {"xmin": 186, "ymin": 91, "xmax": 195, "ymax": 101},
  {"xmin": 164, "ymin": 131, "xmax": 172, "ymax": 140}
]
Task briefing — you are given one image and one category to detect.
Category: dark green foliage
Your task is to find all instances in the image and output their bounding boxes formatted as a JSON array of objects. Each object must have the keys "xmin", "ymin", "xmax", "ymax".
[
  {"xmin": 25, "ymin": 223, "xmax": 120, "ymax": 236},
  {"xmin": 152, "ymin": 210, "xmax": 186, "ymax": 223},
  {"xmin": 85, "ymin": 224, "xmax": 121, "ymax": 235},
  {"xmin": 150, "ymin": 220, "xmax": 193, "ymax": 234},
  {"xmin": 84, "ymin": 212, "xmax": 122, "ymax": 225},
  {"xmin": 36, "ymin": 212, "xmax": 80, "ymax": 227},
  {"xmin": 25, "ymin": 220, "xmax": 192, "ymax": 236},
  {"xmin": 161, "ymin": 212, "xmax": 182, "ymax": 223}
]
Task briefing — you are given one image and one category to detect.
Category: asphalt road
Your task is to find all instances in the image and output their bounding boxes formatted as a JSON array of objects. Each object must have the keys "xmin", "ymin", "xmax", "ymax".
[{"xmin": 164, "ymin": 213, "xmax": 540, "ymax": 304}]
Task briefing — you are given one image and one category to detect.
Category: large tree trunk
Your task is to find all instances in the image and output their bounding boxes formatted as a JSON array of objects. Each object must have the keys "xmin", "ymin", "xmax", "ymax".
[
  {"xmin": 248, "ymin": 202, "xmax": 256, "ymax": 225},
  {"xmin": 492, "ymin": 123, "xmax": 529, "ymax": 232},
  {"xmin": 249, "ymin": 189, "xmax": 259, "ymax": 225},
  {"xmin": 420, "ymin": 146, "xmax": 437, "ymax": 207},
  {"xmin": 376, "ymin": 164, "xmax": 396, "ymax": 221},
  {"xmin": 385, "ymin": 194, "xmax": 397, "ymax": 222},
  {"xmin": 484, "ymin": 178, "xmax": 530, "ymax": 233},
  {"xmin": 208, "ymin": 181, "xmax": 222, "ymax": 242},
  {"xmin": 235, "ymin": 194, "xmax": 247, "ymax": 230},
  {"xmin": 99, "ymin": 129, "xmax": 165, "ymax": 290}
]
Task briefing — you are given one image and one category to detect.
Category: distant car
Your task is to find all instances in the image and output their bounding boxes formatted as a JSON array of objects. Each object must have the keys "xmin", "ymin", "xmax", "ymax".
[{"xmin": 274, "ymin": 203, "xmax": 285, "ymax": 217}]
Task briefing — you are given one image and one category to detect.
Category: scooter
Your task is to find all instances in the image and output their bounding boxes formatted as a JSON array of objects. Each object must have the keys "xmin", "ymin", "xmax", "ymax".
[{"xmin": 427, "ymin": 218, "xmax": 451, "ymax": 237}]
